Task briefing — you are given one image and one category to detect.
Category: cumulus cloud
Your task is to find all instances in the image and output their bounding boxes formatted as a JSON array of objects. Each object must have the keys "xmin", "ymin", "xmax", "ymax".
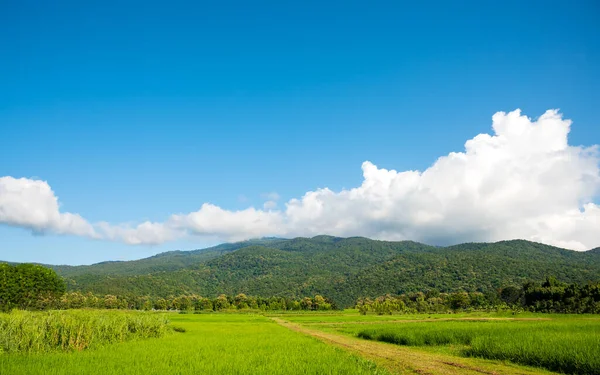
[
  {"xmin": 0, "ymin": 177, "xmax": 97, "ymax": 238},
  {"xmin": 1, "ymin": 109, "xmax": 599, "ymax": 250},
  {"xmin": 95, "ymin": 221, "xmax": 181, "ymax": 245},
  {"xmin": 169, "ymin": 204, "xmax": 283, "ymax": 242}
]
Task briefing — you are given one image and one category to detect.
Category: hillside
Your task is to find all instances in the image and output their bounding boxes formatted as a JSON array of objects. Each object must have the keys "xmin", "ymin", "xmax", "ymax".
[
  {"xmin": 33, "ymin": 236, "xmax": 600, "ymax": 307},
  {"xmin": 336, "ymin": 240, "xmax": 600, "ymax": 306},
  {"xmin": 52, "ymin": 238, "xmax": 286, "ymax": 277}
]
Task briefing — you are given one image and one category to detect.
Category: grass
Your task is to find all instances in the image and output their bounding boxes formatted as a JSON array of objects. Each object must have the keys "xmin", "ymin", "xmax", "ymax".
[
  {"xmin": 271, "ymin": 310, "xmax": 560, "ymax": 324},
  {"xmin": 0, "ymin": 309, "xmax": 170, "ymax": 353},
  {"xmin": 272, "ymin": 316, "xmax": 555, "ymax": 375},
  {"xmin": 2, "ymin": 310, "xmax": 598, "ymax": 375},
  {"xmin": 0, "ymin": 313, "xmax": 390, "ymax": 375},
  {"xmin": 352, "ymin": 319, "xmax": 600, "ymax": 375}
]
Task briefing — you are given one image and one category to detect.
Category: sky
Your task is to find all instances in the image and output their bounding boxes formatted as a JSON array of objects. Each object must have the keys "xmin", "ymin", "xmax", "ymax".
[{"xmin": 1, "ymin": 1, "xmax": 599, "ymax": 265}]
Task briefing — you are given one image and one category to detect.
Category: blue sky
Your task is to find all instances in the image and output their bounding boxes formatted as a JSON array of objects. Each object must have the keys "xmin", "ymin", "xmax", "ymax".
[{"xmin": 1, "ymin": 1, "xmax": 599, "ymax": 265}]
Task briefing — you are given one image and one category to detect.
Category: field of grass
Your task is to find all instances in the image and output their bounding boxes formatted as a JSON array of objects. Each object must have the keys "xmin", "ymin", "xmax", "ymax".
[
  {"xmin": 2, "ymin": 310, "xmax": 598, "ymax": 375},
  {"xmin": 272, "ymin": 310, "xmax": 562, "ymax": 323},
  {"xmin": 347, "ymin": 319, "xmax": 600, "ymax": 375},
  {"xmin": 0, "ymin": 313, "xmax": 390, "ymax": 375},
  {"xmin": 0, "ymin": 310, "xmax": 169, "ymax": 353}
]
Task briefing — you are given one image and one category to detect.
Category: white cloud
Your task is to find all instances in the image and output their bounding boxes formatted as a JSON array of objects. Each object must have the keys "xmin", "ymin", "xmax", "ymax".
[
  {"xmin": 95, "ymin": 221, "xmax": 181, "ymax": 245},
  {"xmin": 1, "ymin": 109, "xmax": 599, "ymax": 250},
  {"xmin": 0, "ymin": 177, "xmax": 97, "ymax": 238},
  {"xmin": 169, "ymin": 203, "xmax": 283, "ymax": 242},
  {"xmin": 273, "ymin": 109, "xmax": 599, "ymax": 250}
]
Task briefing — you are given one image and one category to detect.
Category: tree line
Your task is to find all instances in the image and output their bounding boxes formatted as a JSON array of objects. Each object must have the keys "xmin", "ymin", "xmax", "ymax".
[
  {"xmin": 356, "ymin": 277, "xmax": 600, "ymax": 314},
  {"xmin": 49, "ymin": 292, "xmax": 335, "ymax": 312},
  {"xmin": 1, "ymin": 262, "xmax": 335, "ymax": 312},
  {"xmin": 3, "ymin": 263, "xmax": 599, "ymax": 314}
]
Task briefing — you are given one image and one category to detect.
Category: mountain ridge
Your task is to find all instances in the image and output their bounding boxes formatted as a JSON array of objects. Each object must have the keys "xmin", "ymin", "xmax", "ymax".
[
  {"xmin": 4, "ymin": 237, "xmax": 599, "ymax": 308},
  {"xmin": 29, "ymin": 237, "xmax": 600, "ymax": 270}
]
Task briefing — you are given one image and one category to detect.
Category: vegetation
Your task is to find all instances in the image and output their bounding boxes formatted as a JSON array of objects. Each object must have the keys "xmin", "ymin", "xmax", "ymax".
[
  {"xmin": 0, "ymin": 262, "xmax": 333, "ymax": 313},
  {"xmin": 0, "ymin": 263, "xmax": 65, "ymax": 311},
  {"xmin": 523, "ymin": 276, "xmax": 600, "ymax": 313},
  {"xmin": 1, "ymin": 304, "xmax": 597, "ymax": 374},
  {"xmin": 357, "ymin": 278, "xmax": 600, "ymax": 314},
  {"xmin": 2, "ymin": 237, "xmax": 598, "ymax": 374},
  {"xmin": 0, "ymin": 310, "xmax": 170, "ymax": 353},
  {"xmin": 35, "ymin": 237, "xmax": 600, "ymax": 308},
  {"xmin": 0, "ymin": 262, "xmax": 337, "ymax": 312},
  {"xmin": 354, "ymin": 319, "xmax": 600, "ymax": 375},
  {"xmin": 0, "ymin": 314, "xmax": 390, "ymax": 375},
  {"xmin": 52, "ymin": 292, "xmax": 335, "ymax": 311},
  {"xmin": 51, "ymin": 239, "xmax": 277, "ymax": 277},
  {"xmin": 3, "ymin": 255, "xmax": 598, "ymax": 316}
]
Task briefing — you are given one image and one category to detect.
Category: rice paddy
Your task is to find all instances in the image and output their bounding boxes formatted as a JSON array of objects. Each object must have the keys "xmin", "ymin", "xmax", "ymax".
[
  {"xmin": 354, "ymin": 320, "xmax": 600, "ymax": 374},
  {"xmin": 1, "ymin": 310, "xmax": 598, "ymax": 374},
  {"xmin": 0, "ymin": 312, "xmax": 389, "ymax": 375}
]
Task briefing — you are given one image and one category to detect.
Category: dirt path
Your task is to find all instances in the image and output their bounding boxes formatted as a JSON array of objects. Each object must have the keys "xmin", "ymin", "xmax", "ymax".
[{"xmin": 271, "ymin": 317, "xmax": 553, "ymax": 375}]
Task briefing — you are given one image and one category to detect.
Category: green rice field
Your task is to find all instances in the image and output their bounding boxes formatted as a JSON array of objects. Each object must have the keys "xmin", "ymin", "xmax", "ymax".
[
  {"xmin": 354, "ymin": 320, "xmax": 600, "ymax": 374},
  {"xmin": 1, "ymin": 310, "xmax": 598, "ymax": 375},
  {"xmin": 0, "ymin": 312, "xmax": 389, "ymax": 375}
]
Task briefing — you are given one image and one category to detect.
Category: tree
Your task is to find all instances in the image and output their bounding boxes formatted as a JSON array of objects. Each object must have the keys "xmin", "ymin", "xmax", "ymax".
[
  {"xmin": 500, "ymin": 286, "xmax": 522, "ymax": 306},
  {"xmin": 214, "ymin": 294, "xmax": 230, "ymax": 310},
  {"xmin": 103, "ymin": 295, "xmax": 119, "ymax": 309},
  {"xmin": 300, "ymin": 297, "xmax": 313, "ymax": 310},
  {"xmin": 313, "ymin": 295, "xmax": 326, "ymax": 310},
  {"xmin": 0, "ymin": 263, "xmax": 66, "ymax": 311},
  {"xmin": 197, "ymin": 297, "xmax": 213, "ymax": 311},
  {"xmin": 448, "ymin": 292, "xmax": 470, "ymax": 310},
  {"xmin": 234, "ymin": 293, "xmax": 249, "ymax": 309}
]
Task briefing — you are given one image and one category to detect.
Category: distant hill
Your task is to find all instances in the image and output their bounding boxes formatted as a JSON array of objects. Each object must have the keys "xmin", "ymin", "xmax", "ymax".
[
  {"xmin": 9, "ymin": 237, "xmax": 600, "ymax": 308},
  {"xmin": 52, "ymin": 238, "xmax": 286, "ymax": 277}
]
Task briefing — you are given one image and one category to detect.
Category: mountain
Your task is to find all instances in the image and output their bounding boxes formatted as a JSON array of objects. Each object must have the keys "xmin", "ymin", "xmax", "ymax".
[
  {"xmin": 337, "ymin": 240, "xmax": 600, "ymax": 306},
  {"xmin": 14, "ymin": 237, "xmax": 600, "ymax": 307},
  {"xmin": 52, "ymin": 238, "xmax": 286, "ymax": 277}
]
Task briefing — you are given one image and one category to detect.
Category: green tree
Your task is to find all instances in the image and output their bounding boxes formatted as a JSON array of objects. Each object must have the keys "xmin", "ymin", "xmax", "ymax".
[
  {"xmin": 0, "ymin": 263, "xmax": 66, "ymax": 311},
  {"xmin": 214, "ymin": 294, "xmax": 230, "ymax": 310}
]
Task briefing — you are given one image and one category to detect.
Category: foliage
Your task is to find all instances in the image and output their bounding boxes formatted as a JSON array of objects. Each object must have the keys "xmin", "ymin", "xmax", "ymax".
[
  {"xmin": 357, "ymin": 278, "xmax": 600, "ymax": 314},
  {"xmin": 51, "ymin": 239, "xmax": 283, "ymax": 278},
  {"xmin": 0, "ymin": 310, "xmax": 170, "ymax": 353},
  {"xmin": 523, "ymin": 277, "xmax": 600, "ymax": 313},
  {"xmin": 41, "ymin": 237, "xmax": 600, "ymax": 308},
  {"xmin": 53, "ymin": 292, "xmax": 335, "ymax": 312},
  {"xmin": 355, "ymin": 291, "xmax": 496, "ymax": 315},
  {"xmin": 0, "ymin": 263, "xmax": 65, "ymax": 311}
]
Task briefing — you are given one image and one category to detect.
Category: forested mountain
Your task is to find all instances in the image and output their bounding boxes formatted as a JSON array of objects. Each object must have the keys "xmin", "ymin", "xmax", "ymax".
[
  {"xmin": 12, "ymin": 236, "xmax": 600, "ymax": 308},
  {"xmin": 337, "ymin": 240, "xmax": 600, "ymax": 306},
  {"xmin": 52, "ymin": 238, "xmax": 285, "ymax": 277}
]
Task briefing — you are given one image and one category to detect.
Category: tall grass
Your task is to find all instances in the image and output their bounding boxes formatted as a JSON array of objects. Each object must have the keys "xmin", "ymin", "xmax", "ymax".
[
  {"xmin": 0, "ymin": 314, "xmax": 390, "ymax": 375},
  {"xmin": 356, "ymin": 320, "xmax": 600, "ymax": 375},
  {"xmin": 466, "ymin": 330, "xmax": 599, "ymax": 375},
  {"xmin": 0, "ymin": 310, "xmax": 170, "ymax": 353}
]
